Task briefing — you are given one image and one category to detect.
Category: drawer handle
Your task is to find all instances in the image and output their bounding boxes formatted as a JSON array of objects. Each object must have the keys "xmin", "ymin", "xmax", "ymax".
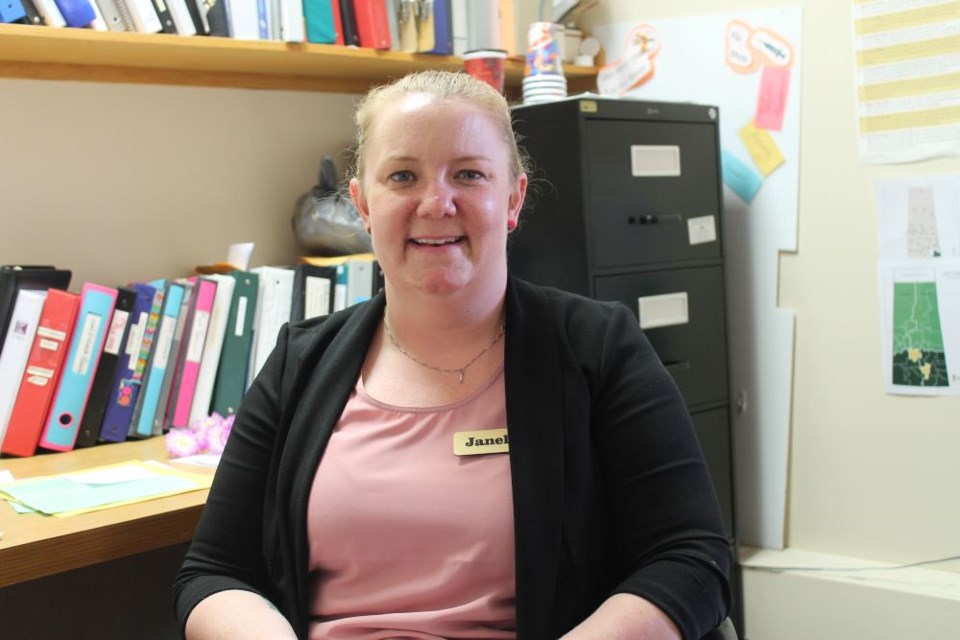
[{"xmin": 627, "ymin": 214, "xmax": 683, "ymax": 225}]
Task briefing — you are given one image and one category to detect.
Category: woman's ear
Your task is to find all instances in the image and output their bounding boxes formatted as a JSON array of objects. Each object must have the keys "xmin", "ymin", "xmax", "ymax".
[
  {"xmin": 349, "ymin": 177, "xmax": 371, "ymax": 234},
  {"xmin": 507, "ymin": 173, "xmax": 528, "ymax": 231}
]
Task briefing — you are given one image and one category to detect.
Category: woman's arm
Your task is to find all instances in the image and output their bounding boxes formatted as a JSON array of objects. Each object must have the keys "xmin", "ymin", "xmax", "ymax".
[
  {"xmin": 561, "ymin": 593, "xmax": 681, "ymax": 640},
  {"xmin": 185, "ymin": 590, "xmax": 298, "ymax": 640}
]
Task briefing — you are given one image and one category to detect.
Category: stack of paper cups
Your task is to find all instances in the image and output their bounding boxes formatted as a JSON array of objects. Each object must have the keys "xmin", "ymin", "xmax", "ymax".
[{"xmin": 523, "ymin": 22, "xmax": 568, "ymax": 105}]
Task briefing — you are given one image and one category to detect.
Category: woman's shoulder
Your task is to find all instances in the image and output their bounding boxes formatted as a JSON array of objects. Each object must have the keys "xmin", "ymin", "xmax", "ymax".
[{"xmin": 510, "ymin": 276, "xmax": 628, "ymax": 326}]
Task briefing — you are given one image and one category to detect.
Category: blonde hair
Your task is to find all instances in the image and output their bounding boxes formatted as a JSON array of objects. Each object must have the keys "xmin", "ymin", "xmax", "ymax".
[{"xmin": 351, "ymin": 70, "xmax": 529, "ymax": 184}]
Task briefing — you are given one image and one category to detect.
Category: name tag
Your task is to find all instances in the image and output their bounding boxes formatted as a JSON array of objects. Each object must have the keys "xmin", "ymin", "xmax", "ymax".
[{"xmin": 453, "ymin": 428, "xmax": 509, "ymax": 456}]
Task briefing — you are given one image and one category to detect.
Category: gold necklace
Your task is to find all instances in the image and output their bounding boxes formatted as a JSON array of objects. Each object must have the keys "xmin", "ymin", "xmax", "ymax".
[{"xmin": 382, "ymin": 312, "xmax": 505, "ymax": 384}]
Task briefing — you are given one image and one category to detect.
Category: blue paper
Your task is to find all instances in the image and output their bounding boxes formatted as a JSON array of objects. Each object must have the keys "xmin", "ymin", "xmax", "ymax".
[{"xmin": 721, "ymin": 149, "xmax": 764, "ymax": 203}]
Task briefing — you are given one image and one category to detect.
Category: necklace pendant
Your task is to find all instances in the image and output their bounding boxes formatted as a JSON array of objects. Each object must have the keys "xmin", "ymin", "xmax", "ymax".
[{"xmin": 457, "ymin": 369, "xmax": 465, "ymax": 384}]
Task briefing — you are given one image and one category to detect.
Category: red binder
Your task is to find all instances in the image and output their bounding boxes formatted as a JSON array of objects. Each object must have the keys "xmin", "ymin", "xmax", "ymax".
[
  {"xmin": 353, "ymin": 0, "xmax": 391, "ymax": 49},
  {"xmin": 331, "ymin": 0, "xmax": 345, "ymax": 45},
  {"xmin": 1, "ymin": 289, "xmax": 79, "ymax": 457}
]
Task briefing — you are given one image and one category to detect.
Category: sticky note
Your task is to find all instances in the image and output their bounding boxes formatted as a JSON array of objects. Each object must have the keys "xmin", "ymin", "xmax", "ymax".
[
  {"xmin": 721, "ymin": 149, "xmax": 763, "ymax": 203},
  {"xmin": 755, "ymin": 65, "xmax": 790, "ymax": 131},
  {"xmin": 739, "ymin": 120, "xmax": 785, "ymax": 177}
]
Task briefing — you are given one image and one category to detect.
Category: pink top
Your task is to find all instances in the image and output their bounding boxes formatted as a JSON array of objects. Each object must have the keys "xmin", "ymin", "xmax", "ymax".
[{"xmin": 307, "ymin": 366, "xmax": 516, "ymax": 639}]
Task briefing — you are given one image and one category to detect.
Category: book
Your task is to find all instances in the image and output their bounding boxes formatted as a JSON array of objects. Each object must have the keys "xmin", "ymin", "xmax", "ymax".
[
  {"xmin": 227, "ymin": 0, "xmax": 260, "ymax": 39},
  {"xmin": 98, "ymin": 282, "xmax": 160, "ymax": 443},
  {"xmin": 279, "ymin": 0, "xmax": 304, "ymax": 41},
  {"xmin": 0, "ymin": 289, "xmax": 48, "ymax": 447},
  {"xmin": 465, "ymin": 0, "xmax": 498, "ymax": 51},
  {"xmin": 74, "ymin": 286, "xmax": 138, "ymax": 448},
  {"xmin": 169, "ymin": 277, "xmax": 217, "ymax": 428},
  {"xmin": 154, "ymin": 278, "xmax": 196, "ymax": 433},
  {"xmin": 38, "ymin": 283, "xmax": 118, "ymax": 453},
  {"xmin": 303, "ymin": 0, "xmax": 335, "ymax": 43},
  {"xmin": 210, "ymin": 270, "xmax": 258, "ymax": 417},
  {"xmin": 248, "ymin": 266, "xmax": 293, "ymax": 385},
  {"xmin": 1, "ymin": 289, "xmax": 79, "ymax": 457},
  {"xmin": 188, "ymin": 273, "xmax": 235, "ymax": 425},
  {"xmin": 450, "ymin": 0, "xmax": 466, "ymax": 55},
  {"xmin": 354, "ymin": 0, "xmax": 390, "ymax": 49},
  {"xmin": 0, "ymin": 265, "xmax": 71, "ymax": 360},
  {"xmin": 129, "ymin": 279, "xmax": 185, "ymax": 438}
]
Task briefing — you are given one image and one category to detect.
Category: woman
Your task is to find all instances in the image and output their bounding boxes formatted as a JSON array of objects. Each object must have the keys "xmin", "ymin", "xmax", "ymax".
[{"xmin": 174, "ymin": 70, "xmax": 731, "ymax": 640}]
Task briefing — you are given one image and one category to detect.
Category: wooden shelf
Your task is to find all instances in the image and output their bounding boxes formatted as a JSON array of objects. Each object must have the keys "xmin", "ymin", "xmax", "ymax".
[
  {"xmin": 0, "ymin": 437, "xmax": 213, "ymax": 588},
  {"xmin": 0, "ymin": 24, "xmax": 598, "ymax": 93}
]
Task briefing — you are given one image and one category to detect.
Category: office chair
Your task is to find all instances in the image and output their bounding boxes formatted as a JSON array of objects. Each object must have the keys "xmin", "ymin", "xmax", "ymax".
[{"xmin": 702, "ymin": 616, "xmax": 738, "ymax": 640}]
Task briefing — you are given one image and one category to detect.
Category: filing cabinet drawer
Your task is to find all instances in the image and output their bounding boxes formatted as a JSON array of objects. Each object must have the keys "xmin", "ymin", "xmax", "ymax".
[
  {"xmin": 691, "ymin": 406, "xmax": 735, "ymax": 539},
  {"xmin": 594, "ymin": 265, "xmax": 728, "ymax": 408},
  {"xmin": 584, "ymin": 119, "xmax": 722, "ymax": 269}
]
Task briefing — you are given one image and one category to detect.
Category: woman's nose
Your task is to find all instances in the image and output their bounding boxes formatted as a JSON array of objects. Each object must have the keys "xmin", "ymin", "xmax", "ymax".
[{"xmin": 417, "ymin": 179, "xmax": 456, "ymax": 217}]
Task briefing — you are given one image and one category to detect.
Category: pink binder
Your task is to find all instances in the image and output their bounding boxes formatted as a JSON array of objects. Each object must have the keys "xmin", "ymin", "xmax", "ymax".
[{"xmin": 170, "ymin": 277, "xmax": 217, "ymax": 428}]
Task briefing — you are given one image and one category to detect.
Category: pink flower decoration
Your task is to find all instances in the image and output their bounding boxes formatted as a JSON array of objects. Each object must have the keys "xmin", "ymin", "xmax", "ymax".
[
  {"xmin": 165, "ymin": 427, "xmax": 201, "ymax": 458},
  {"xmin": 165, "ymin": 411, "xmax": 236, "ymax": 458}
]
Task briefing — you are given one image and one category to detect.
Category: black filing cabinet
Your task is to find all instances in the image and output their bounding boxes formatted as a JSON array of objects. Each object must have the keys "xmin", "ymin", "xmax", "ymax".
[{"xmin": 509, "ymin": 97, "xmax": 742, "ymax": 633}]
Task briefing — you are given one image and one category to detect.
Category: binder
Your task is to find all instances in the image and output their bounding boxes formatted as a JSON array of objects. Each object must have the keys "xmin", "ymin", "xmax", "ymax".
[
  {"xmin": 118, "ymin": 0, "xmax": 161, "ymax": 31},
  {"xmin": 450, "ymin": 0, "xmax": 465, "ymax": 55},
  {"xmin": 290, "ymin": 263, "xmax": 335, "ymax": 322},
  {"xmin": 422, "ymin": 0, "xmax": 451, "ymax": 54},
  {"xmin": 248, "ymin": 266, "xmax": 293, "ymax": 384},
  {"xmin": 169, "ymin": 277, "xmax": 217, "ymax": 428},
  {"xmin": 0, "ymin": 265, "xmax": 71, "ymax": 359},
  {"xmin": 98, "ymin": 282, "xmax": 161, "ymax": 443},
  {"xmin": 396, "ymin": 0, "xmax": 416, "ymax": 50},
  {"xmin": 303, "ymin": 0, "xmax": 335, "ymax": 43},
  {"xmin": 415, "ymin": 0, "xmax": 432, "ymax": 51},
  {"xmin": 188, "ymin": 273, "xmax": 235, "ymax": 425},
  {"xmin": 154, "ymin": 279, "xmax": 195, "ymax": 433},
  {"xmin": 354, "ymin": 0, "xmax": 390, "ymax": 49},
  {"xmin": 37, "ymin": 283, "xmax": 118, "ymax": 452},
  {"xmin": 148, "ymin": 0, "xmax": 176, "ymax": 32},
  {"xmin": 1, "ymin": 290, "xmax": 79, "ymax": 457},
  {"xmin": 0, "ymin": 289, "xmax": 48, "ymax": 447},
  {"xmin": 328, "ymin": 0, "xmax": 343, "ymax": 43},
  {"xmin": 93, "ymin": 0, "xmax": 134, "ymax": 30},
  {"xmin": 279, "ymin": 0, "xmax": 304, "ymax": 41},
  {"xmin": 0, "ymin": 0, "xmax": 27, "ymax": 22},
  {"xmin": 53, "ymin": 0, "xmax": 96, "ymax": 25},
  {"xmin": 166, "ymin": 0, "xmax": 196, "ymax": 35},
  {"xmin": 129, "ymin": 279, "xmax": 185, "ymax": 438},
  {"xmin": 465, "ymin": 0, "xmax": 498, "ymax": 51},
  {"xmin": 384, "ymin": 0, "xmax": 400, "ymax": 50},
  {"xmin": 338, "ymin": 0, "xmax": 359, "ymax": 45},
  {"xmin": 30, "ymin": 0, "xmax": 66, "ymax": 26},
  {"xmin": 211, "ymin": 270, "xmax": 258, "ymax": 417},
  {"xmin": 204, "ymin": 0, "xmax": 230, "ymax": 36},
  {"xmin": 19, "ymin": 0, "xmax": 44, "ymax": 25},
  {"xmin": 74, "ymin": 286, "xmax": 138, "ymax": 448},
  {"xmin": 346, "ymin": 257, "xmax": 374, "ymax": 306},
  {"xmin": 227, "ymin": 0, "xmax": 259, "ymax": 39}
]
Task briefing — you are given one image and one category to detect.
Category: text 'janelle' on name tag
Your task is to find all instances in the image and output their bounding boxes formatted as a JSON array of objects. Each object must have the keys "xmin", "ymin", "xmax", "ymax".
[{"xmin": 453, "ymin": 429, "xmax": 509, "ymax": 456}]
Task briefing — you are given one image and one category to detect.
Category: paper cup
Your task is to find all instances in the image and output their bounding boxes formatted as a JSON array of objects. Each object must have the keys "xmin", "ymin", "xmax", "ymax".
[
  {"xmin": 463, "ymin": 49, "xmax": 508, "ymax": 94},
  {"xmin": 524, "ymin": 22, "xmax": 565, "ymax": 78}
]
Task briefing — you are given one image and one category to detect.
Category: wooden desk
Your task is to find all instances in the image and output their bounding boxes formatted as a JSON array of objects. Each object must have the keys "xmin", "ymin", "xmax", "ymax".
[{"xmin": 0, "ymin": 438, "xmax": 212, "ymax": 588}]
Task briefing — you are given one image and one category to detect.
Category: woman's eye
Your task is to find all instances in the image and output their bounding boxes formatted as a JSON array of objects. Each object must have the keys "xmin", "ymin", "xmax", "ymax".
[
  {"xmin": 457, "ymin": 169, "xmax": 484, "ymax": 180},
  {"xmin": 389, "ymin": 171, "xmax": 415, "ymax": 183}
]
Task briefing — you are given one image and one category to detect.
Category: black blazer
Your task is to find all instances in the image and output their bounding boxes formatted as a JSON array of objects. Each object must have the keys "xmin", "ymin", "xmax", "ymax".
[{"xmin": 175, "ymin": 277, "xmax": 731, "ymax": 640}]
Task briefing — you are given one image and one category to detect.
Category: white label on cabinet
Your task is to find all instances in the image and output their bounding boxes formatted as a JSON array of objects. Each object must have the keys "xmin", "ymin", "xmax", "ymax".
[
  {"xmin": 638, "ymin": 292, "xmax": 689, "ymax": 330},
  {"xmin": 688, "ymin": 215, "xmax": 717, "ymax": 245},
  {"xmin": 631, "ymin": 145, "xmax": 681, "ymax": 177}
]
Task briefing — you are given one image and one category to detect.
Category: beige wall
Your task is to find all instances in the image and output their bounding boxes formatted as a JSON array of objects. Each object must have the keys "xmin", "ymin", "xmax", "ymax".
[
  {"xmin": 580, "ymin": 0, "xmax": 960, "ymax": 636},
  {"xmin": 0, "ymin": 79, "xmax": 358, "ymax": 286}
]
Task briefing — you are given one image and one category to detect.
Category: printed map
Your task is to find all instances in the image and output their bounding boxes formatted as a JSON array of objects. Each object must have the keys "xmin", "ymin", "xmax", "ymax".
[{"xmin": 892, "ymin": 281, "xmax": 949, "ymax": 386}]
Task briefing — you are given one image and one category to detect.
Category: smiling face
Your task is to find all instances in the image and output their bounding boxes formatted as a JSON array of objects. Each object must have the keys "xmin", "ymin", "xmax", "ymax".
[{"xmin": 350, "ymin": 93, "xmax": 527, "ymax": 299}]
